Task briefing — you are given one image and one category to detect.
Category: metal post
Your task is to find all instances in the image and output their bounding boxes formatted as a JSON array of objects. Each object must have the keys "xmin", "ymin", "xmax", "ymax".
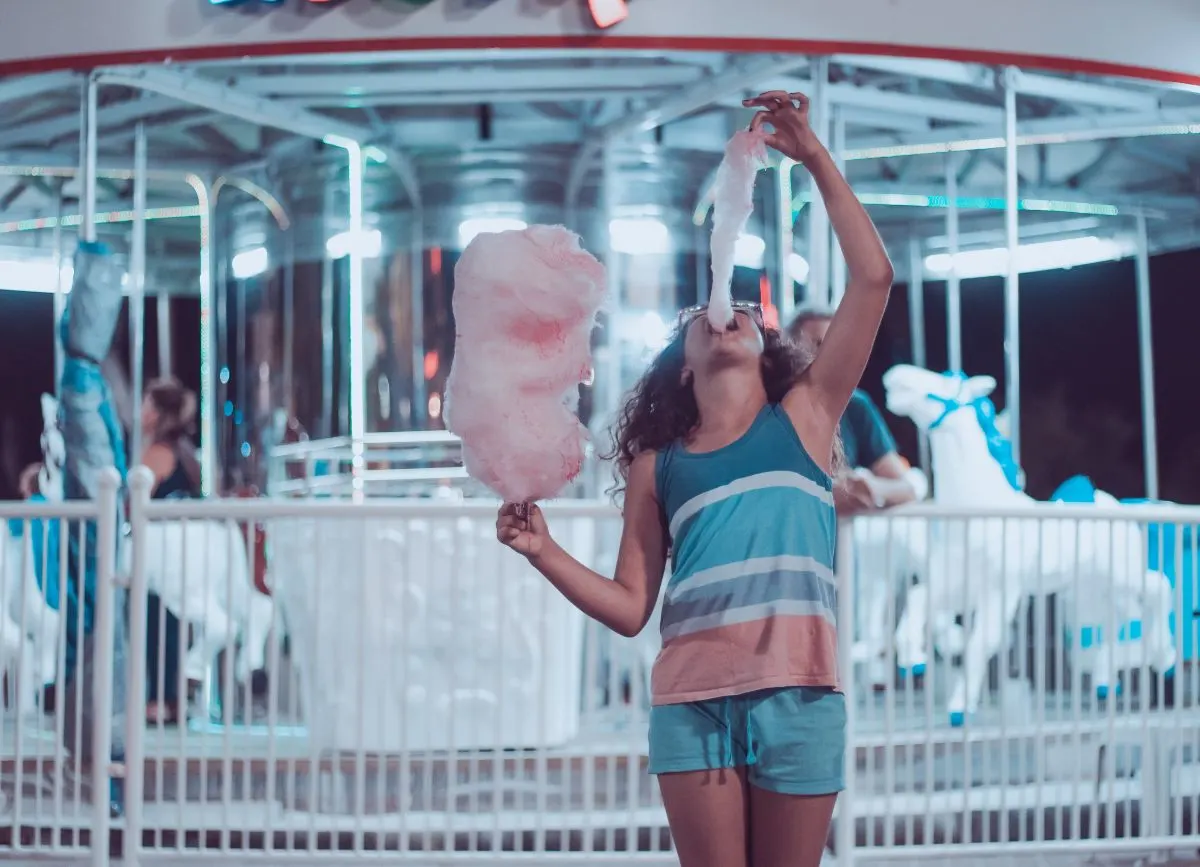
[
  {"xmin": 53, "ymin": 189, "xmax": 66, "ymax": 394},
  {"xmin": 1002, "ymin": 67, "xmax": 1022, "ymax": 464},
  {"xmin": 156, "ymin": 290, "xmax": 171, "ymax": 377},
  {"xmin": 89, "ymin": 469, "xmax": 121, "ymax": 867},
  {"xmin": 834, "ymin": 518, "xmax": 857, "ymax": 867},
  {"xmin": 806, "ymin": 57, "xmax": 831, "ymax": 306},
  {"xmin": 1134, "ymin": 213, "xmax": 1159, "ymax": 500},
  {"xmin": 130, "ymin": 123, "xmax": 148, "ymax": 465},
  {"xmin": 775, "ymin": 160, "xmax": 794, "ymax": 321},
  {"xmin": 124, "ymin": 467, "xmax": 154, "ymax": 867},
  {"xmin": 945, "ymin": 152, "xmax": 963, "ymax": 374},
  {"xmin": 907, "ymin": 237, "xmax": 930, "ymax": 476},
  {"xmin": 320, "ymin": 255, "xmax": 334, "ymax": 438},
  {"xmin": 343, "ymin": 141, "xmax": 367, "ymax": 497},
  {"xmin": 80, "ymin": 76, "xmax": 98, "ymax": 244},
  {"xmin": 214, "ymin": 205, "xmax": 228, "ymax": 491},
  {"xmin": 236, "ymin": 277, "xmax": 247, "ymax": 475},
  {"xmin": 601, "ymin": 141, "xmax": 622, "ymax": 433},
  {"xmin": 282, "ymin": 229, "xmax": 295, "ymax": 417},
  {"xmin": 409, "ymin": 217, "xmax": 426, "ymax": 428},
  {"xmin": 830, "ymin": 107, "xmax": 847, "ymax": 306},
  {"xmin": 184, "ymin": 176, "xmax": 217, "ymax": 496}
]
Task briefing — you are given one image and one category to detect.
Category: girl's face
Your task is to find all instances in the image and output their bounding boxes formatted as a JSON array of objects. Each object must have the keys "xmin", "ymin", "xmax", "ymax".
[
  {"xmin": 140, "ymin": 396, "xmax": 159, "ymax": 433},
  {"xmin": 680, "ymin": 304, "xmax": 765, "ymax": 376}
]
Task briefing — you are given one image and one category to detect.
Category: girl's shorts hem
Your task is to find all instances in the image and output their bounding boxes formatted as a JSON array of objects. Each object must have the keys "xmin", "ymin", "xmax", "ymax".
[{"xmin": 647, "ymin": 686, "xmax": 845, "ymax": 796}]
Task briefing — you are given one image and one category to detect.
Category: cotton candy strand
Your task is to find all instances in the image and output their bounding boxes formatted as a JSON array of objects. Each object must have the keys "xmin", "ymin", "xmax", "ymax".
[{"xmin": 708, "ymin": 129, "xmax": 770, "ymax": 330}]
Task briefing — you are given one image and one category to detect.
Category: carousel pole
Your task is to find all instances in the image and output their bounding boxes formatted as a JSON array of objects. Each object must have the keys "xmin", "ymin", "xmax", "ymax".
[
  {"xmin": 1002, "ymin": 66, "xmax": 1022, "ymax": 465},
  {"xmin": 601, "ymin": 140, "xmax": 621, "ymax": 425},
  {"xmin": 81, "ymin": 78, "xmax": 98, "ymax": 244},
  {"xmin": 156, "ymin": 271, "xmax": 171, "ymax": 377},
  {"xmin": 282, "ymin": 228, "xmax": 295, "ymax": 417},
  {"xmin": 187, "ymin": 177, "xmax": 217, "ymax": 497},
  {"xmin": 806, "ymin": 56, "xmax": 831, "ymax": 306},
  {"xmin": 774, "ymin": 159, "xmax": 794, "ymax": 321},
  {"xmin": 328, "ymin": 138, "xmax": 367, "ymax": 497},
  {"xmin": 945, "ymin": 152, "xmax": 963, "ymax": 373},
  {"xmin": 829, "ymin": 106, "xmax": 847, "ymax": 307},
  {"xmin": 53, "ymin": 186, "xmax": 66, "ymax": 395},
  {"xmin": 1134, "ymin": 213, "xmax": 1159, "ymax": 500},
  {"xmin": 409, "ymin": 216, "xmax": 426, "ymax": 427},
  {"xmin": 907, "ymin": 236, "xmax": 930, "ymax": 475},
  {"xmin": 129, "ymin": 123, "xmax": 148, "ymax": 465}
]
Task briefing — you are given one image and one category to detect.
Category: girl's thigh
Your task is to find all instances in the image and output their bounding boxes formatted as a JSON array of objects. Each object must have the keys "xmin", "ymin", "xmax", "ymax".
[
  {"xmin": 748, "ymin": 787, "xmax": 837, "ymax": 867},
  {"xmin": 659, "ymin": 767, "xmax": 751, "ymax": 867}
]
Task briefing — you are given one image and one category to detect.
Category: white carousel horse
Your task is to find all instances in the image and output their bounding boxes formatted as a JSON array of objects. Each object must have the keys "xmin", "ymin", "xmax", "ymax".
[
  {"xmin": 129, "ymin": 516, "xmax": 274, "ymax": 689},
  {"xmin": 882, "ymin": 365, "xmax": 1176, "ymax": 724},
  {"xmin": 850, "ymin": 469, "xmax": 931, "ymax": 689},
  {"xmin": 0, "ymin": 394, "xmax": 69, "ymax": 712},
  {"xmin": 40, "ymin": 391, "xmax": 273, "ymax": 691}
]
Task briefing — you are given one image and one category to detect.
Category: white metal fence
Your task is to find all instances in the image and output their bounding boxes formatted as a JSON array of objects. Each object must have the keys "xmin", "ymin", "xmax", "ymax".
[{"xmin": 2, "ymin": 474, "xmax": 1198, "ymax": 866}]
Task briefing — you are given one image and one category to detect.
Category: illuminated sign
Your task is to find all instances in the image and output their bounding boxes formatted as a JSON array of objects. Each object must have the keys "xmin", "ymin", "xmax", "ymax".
[
  {"xmin": 587, "ymin": 0, "xmax": 627, "ymax": 28},
  {"xmin": 209, "ymin": 0, "xmax": 624, "ymax": 27},
  {"xmin": 208, "ymin": 1, "xmax": 439, "ymax": 5}
]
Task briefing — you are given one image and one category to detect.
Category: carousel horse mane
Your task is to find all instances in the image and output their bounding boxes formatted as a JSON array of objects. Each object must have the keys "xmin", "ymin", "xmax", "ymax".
[
  {"xmin": 38, "ymin": 393, "xmax": 65, "ymax": 502},
  {"xmin": 883, "ymin": 364, "xmax": 1024, "ymax": 492}
]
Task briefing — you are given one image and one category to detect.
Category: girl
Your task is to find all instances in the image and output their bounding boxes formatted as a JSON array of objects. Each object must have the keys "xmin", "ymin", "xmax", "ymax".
[
  {"xmin": 497, "ymin": 91, "xmax": 893, "ymax": 867},
  {"xmin": 140, "ymin": 377, "xmax": 202, "ymax": 725}
]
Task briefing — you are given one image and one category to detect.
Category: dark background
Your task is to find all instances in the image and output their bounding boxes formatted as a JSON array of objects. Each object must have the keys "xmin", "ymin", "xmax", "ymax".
[{"xmin": 1, "ymin": 247, "xmax": 1195, "ymax": 503}]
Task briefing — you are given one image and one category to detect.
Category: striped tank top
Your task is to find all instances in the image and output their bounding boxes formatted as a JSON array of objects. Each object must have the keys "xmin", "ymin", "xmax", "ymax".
[{"xmin": 651, "ymin": 402, "xmax": 839, "ymax": 705}]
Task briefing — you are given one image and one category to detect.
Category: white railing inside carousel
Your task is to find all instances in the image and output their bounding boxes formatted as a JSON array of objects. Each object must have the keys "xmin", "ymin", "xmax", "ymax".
[{"xmin": 266, "ymin": 430, "xmax": 608, "ymax": 499}]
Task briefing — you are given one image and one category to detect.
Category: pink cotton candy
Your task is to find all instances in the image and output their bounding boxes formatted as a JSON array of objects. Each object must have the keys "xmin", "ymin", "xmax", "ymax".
[
  {"xmin": 444, "ymin": 225, "xmax": 607, "ymax": 504},
  {"xmin": 708, "ymin": 129, "xmax": 770, "ymax": 330}
]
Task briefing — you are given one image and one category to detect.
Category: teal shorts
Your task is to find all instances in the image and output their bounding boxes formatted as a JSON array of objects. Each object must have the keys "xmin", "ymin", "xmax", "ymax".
[{"xmin": 647, "ymin": 687, "xmax": 846, "ymax": 795}]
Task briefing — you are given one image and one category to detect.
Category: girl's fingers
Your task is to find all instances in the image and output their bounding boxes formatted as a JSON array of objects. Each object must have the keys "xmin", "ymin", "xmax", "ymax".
[
  {"xmin": 745, "ymin": 89, "xmax": 792, "ymax": 106},
  {"xmin": 749, "ymin": 111, "xmax": 774, "ymax": 131}
]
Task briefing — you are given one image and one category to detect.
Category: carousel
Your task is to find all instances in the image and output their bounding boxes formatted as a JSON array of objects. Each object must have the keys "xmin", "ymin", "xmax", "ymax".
[{"xmin": 0, "ymin": 1, "xmax": 1199, "ymax": 865}]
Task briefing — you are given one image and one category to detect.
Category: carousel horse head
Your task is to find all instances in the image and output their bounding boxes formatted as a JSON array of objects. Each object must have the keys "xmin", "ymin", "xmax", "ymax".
[
  {"xmin": 38, "ymin": 393, "xmax": 64, "ymax": 502},
  {"xmin": 883, "ymin": 365, "xmax": 1022, "ymax": 491}
]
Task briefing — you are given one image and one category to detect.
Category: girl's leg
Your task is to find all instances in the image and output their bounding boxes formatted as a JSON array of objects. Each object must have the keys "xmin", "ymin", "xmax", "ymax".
[
  {"xmin": 659, "ymin": 768, "xmax": 751, "ymax": 867},
  {"xmin": 748, "ymin": 788, "xmax": 836, "ymax": 867}
]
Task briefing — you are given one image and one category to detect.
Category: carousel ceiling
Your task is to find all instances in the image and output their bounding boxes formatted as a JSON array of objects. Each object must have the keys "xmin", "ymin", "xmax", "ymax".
[{"xmin": 0, "ymin": 49, "xmax": 1198, "ymax": 289}]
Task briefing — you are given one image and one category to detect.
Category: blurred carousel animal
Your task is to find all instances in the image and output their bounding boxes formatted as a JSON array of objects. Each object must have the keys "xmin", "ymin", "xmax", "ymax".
[
  {"xmin": 127, "ymin": 478, "xmax": 274, "ymax": 690},
  {"xmin": 849, "ymin": 469, "xmax": 930, "ymax": 690},
  {"xmin": 882, "ymin": 365, "xmax": 1176, "ymax": 724},
  {"xmin": 0, "ymin": 394, "xmax": 70, "ymax": 712},
  {"xmin": 38, "ymin": 393, "xmax": 65, "ymax": 502},
  {"xmin": 0, "ymin": 528, "xmax": 54, "ymax": 714}
]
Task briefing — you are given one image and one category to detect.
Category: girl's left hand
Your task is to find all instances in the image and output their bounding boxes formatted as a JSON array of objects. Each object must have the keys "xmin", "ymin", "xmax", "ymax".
[{"xmin": 745, "ymin": 90, "xmax": 825, "ymax": 166}]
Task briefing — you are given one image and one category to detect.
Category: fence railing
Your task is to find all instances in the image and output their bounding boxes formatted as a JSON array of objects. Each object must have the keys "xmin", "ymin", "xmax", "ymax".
[
  {"xmin": 1, "ymin": 473, "xmax": 1198, "ymax": 866},
  {"xmin": 0, "ymin": 472, "xmax": 120, "ymax": 867}
]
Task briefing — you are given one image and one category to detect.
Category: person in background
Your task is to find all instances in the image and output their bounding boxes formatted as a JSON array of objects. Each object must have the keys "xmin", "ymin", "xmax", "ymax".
[
  {"xmin": 788, "ymin": 307, "xmax": 923, "ymax": 514},
  {"xmin": 140, "ymin": 377, "xmax": 201, "ymax": 725},
  {"xmin": 18, "ymin": 462, "xmax": 42, "ymax": 499}
]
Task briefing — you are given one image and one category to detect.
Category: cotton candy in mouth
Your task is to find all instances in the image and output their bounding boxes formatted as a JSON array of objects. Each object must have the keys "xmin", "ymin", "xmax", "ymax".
[{"xmin": 708, "ymin": 128, "xmax": 769, "ymax": 331}]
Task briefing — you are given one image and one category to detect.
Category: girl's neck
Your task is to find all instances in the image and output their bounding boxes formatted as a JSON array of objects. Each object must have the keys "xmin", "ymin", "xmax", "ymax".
[{"xmin": 691, "ymin": 368, "xmax": 768, "ymax": 444}]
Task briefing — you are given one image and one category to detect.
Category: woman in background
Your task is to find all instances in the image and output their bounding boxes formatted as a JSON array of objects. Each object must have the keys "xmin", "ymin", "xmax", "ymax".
[{"xmin": 140, "ymin": 377, "xmax": 201, "ymax": 725}]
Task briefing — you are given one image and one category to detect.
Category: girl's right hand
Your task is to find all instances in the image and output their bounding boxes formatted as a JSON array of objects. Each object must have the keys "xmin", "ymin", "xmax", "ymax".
[{"xmin": 496, "ymin": 503, "xmax": 551, "ymax": 560}]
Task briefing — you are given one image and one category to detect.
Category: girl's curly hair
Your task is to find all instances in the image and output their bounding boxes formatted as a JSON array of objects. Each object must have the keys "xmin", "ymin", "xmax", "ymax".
[{"xmin": 602, "ymin": 322, "xmax": 842, "ymax": 497}]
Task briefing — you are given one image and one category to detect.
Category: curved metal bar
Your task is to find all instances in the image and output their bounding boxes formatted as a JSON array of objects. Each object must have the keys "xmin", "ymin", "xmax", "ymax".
[{"xmin": 183, "ymin": 173, "xmax": 217, "ymax": 496}]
